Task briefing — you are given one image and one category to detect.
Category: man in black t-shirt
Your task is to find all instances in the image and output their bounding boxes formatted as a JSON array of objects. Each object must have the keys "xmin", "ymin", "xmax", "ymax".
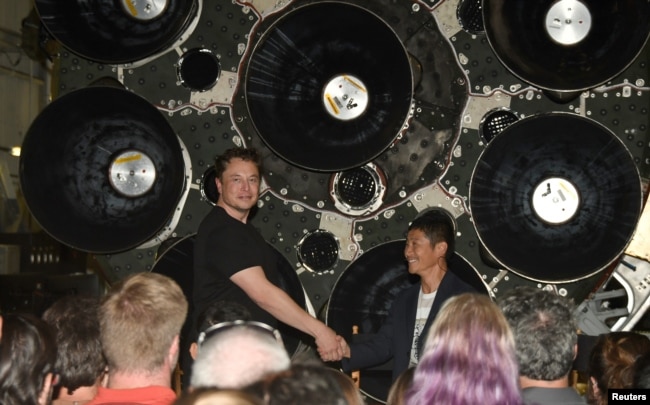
[{"xmin": 193, "ymin": 147, "xmax": 343, "ymax": 362}]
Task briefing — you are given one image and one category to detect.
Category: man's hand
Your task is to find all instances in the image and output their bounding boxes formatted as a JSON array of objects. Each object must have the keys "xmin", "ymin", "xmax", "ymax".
[
  {"xmin": 315, "ymin": 326, "xmax": 343, "ymax": 362},
  {"xmin": 337, "ymin": 335, "xmax": 351, "ymax": 358}
]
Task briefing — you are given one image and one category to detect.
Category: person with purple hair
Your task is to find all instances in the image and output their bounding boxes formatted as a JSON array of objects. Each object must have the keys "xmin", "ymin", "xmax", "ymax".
[{"xmin": 405, "ymin": 293, "xmax": 523, "ymax": 405}]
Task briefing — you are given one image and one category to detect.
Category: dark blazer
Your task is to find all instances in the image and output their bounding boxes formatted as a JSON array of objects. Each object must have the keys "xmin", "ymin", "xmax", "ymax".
[{"xmin": 341, "ymin": 270, "xmax": 478, "ymax": 381}]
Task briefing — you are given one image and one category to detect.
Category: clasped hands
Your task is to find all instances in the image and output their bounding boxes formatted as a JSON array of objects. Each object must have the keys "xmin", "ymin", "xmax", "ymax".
[{"xmin": 316, "ymin": 333, "xmax": 351, "ymax": 362}]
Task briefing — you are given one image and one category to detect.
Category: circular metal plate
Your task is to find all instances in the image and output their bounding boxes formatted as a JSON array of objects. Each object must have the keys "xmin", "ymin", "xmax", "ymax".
[
  {"xmin": 34, "ymin": 0, "xmax": 198, "ymax": 64},
  {"xmin": 108, "ymin": 150, "xmax": 157, "ymax": 197},
  {"xmin": 245, "ymin": 1, "xmax": 413, "ymax": 171},
  {"xmin": 119, "ymin": 0, "xmax": 169, "ymax": 21},
  {"xmin": 322, "ymin": 74, "xmax": 369, "ymax": 121},
  {"xmin": 469, "ymin": 112, "xmax": 642, "ymax": 282},
  {"xmin": 483, "ymin": 0, "xmax": 650, "ymax": 91},
  {"xmin": 545, "ymin": 0, "xmax": 592, "ymax": 45},
  {"xmin": 531, "ymin": 177, "xmax": 580, "ymax": 224},
  {"xmin": 19, "ymin": 86, "xmax": 185, "ymax": 253}
]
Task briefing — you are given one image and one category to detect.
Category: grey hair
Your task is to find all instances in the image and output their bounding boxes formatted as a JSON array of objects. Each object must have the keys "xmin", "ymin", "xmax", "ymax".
[
  {"xmin": 190, "ymin": 325, "xmax": 290, "ymax": 389},
  {"xmin": 497, "ymin": 286, "xmax": 577, "ymax": 381}
]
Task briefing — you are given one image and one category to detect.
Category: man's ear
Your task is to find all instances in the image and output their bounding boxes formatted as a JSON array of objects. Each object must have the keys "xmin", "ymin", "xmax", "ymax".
[
  {"xmin": 215, "ymin": 177, "xmax": 222, "ymax": 194},
  {"xmin": 100, "ymin": 367, "xmax": 109, "ymax": 387},
  {"xmin": 190, "ymin": 342, "xmax": 198, "ymax": 360},
  {"xmin": 38, "ymin": 372, "xmax": 54, "ymax": 405},
  {"xmin": 168, "ymin": 334, "xmax": 180, "ymax": 365},
  {"xmin": 437, "ymin": 241, "xmax": 448, "ymax": 255}
]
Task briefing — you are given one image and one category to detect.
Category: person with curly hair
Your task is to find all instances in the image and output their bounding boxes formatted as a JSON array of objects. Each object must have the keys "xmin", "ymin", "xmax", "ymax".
[{"xmin": 498, "ymin": 286, "xmax": 584, "ymax": 405}]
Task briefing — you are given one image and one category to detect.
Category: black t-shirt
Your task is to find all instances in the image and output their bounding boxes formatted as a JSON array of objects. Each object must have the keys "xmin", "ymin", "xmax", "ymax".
[{"xmin": 193, "ymin": 206, "xmax": 282, "ymax": 328}]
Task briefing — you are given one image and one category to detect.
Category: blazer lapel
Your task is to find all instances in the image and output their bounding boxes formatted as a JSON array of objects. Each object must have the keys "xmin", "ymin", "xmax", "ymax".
[
  {"xmin": 403, "ymin": 284, "xmax": 420, "ymax": 332},
  {"xmin": 417, "ymin": 271, "xmax": 458, "ymax": 355}
]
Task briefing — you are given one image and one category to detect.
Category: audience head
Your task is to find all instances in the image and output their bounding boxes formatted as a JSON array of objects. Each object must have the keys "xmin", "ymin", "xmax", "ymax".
[
  {"xmin": 408, "ymin": 209, "xmax": 455, "ymax": 260},
  {"xmin": 244, "ymin": 363, "xmax": 348, "ymax": 405},
  {"xmin": 286, "ymin": 353, "xmax": 364, "ymax": 405},
  {"xmin": 0, "ymin": 313, "xmax": 58, "ymax": 405},
  {"xmin": 173, "ymin": 387, "xmax": 263, "ymax": 405},
  {"xmin": 42, "ymin": 295, "xmax": 107, "ymax": 395},
  {"xmin": 634, "ymin": 352, "xmax": 650, "ymax": 389},
  {"xmin": 587, "ymin": 331, "xmax": 650, "ymax": 405},
  {"xmin": 386, "ymin": 367, "xmax": 414, "ymax": 405},
  {"xmin": 191, "ymin": 300, "xmax": 253, "ymax": 360},
  {"xmin": 191, "ymin": 320, "xmax": 290, "ymax": 389},
  {"xmin": 497, "ymin": 286, "xmax": 577, "ymax": 382},
  {"xmin": 196, "ymin": 300, "xmax": 252, "ymax": 333},
  {"xmin": 322, "ymin": 367, "xmax": 364, "ymax": 405},
  {"xmin": 100, "ymin": 272, "xmax": 188, "ymax": 374},
  {"xmin": 406, "ymin": 293, "xmax": 522, "ymax": 405}
]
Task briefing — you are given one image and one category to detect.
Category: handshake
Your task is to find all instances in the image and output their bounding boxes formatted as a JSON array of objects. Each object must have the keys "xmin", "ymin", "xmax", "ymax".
[{"xmin": 316, "ymin": 333, "xmax": 351, "ymax": 362}]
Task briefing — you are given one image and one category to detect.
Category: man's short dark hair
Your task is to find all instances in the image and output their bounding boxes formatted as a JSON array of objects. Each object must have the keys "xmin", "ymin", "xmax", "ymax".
[
  {"xmin": 497, "ymin": 286, "xmax": 577, "ymax": 381},
  {"xmin": 408, "ymin": 208, "xmax": 456, "ymax": 260},
  {"xmin": 244, "ymin": 363, "xmax": 347, "ymax": 405},
  {"xmin": 196, "ymin": 300, "xmax": 252, "ymax": 333},
  {"xmin": 214, "ymin": 147, "xmax": 262, "ymax": 180},
  {"xmin": 43, "ymin": 295, "xmax": 107, "ymax": 392}
]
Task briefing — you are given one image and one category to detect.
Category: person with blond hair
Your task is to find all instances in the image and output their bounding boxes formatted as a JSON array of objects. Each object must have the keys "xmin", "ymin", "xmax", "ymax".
[
  {"xmin": 86, "ymin": 272, "xmax": 188, "ymax": 405},
  {"xmin": 406, "ymin": 293, "xmax": 523, "ymax": 405}
]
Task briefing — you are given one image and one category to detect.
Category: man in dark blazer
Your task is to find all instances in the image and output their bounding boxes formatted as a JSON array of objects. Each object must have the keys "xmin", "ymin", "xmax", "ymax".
[{"xmin": 339, "ymin": 209, "xmax": 479, "ymax": 382}]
